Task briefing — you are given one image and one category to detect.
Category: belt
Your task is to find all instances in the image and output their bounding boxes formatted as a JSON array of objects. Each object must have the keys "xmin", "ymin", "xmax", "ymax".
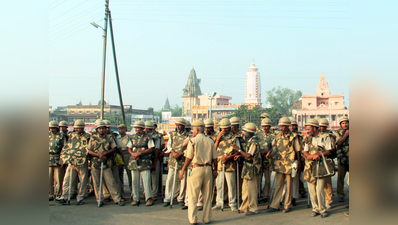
[{"xmin": 192, "ymin": 163, "xmax": 211, "ymax": 168}]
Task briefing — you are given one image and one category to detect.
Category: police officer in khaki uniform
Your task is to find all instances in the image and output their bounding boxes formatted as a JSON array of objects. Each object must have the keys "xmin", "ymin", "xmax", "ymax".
[
  {"xmin": 234, "ymin": 123, "xmax": 261, "ymax": 215},
  {"xmin": 117, "ymin": 124, "xmax": 132, "ymax": 193},
  {"xmin": 163, "ymin": 118, "xmax": 190, "ymax": 207},
  {"xmin": 335, "ymin": 116, "xmax": 349, "ymax": 202},
  {"xmin": 302, "ymin": 119, "xmax": 332, "ymax": 218},
  {"xmin": 319, "ymin": 118, "xmax": 336, "ymax": 209},
  {"xmin": 144, "ymin": 121, "xmax": 161, "ymax": 201},
  {"xmin": 49, "ymin": 121, "xmax": 66, "ymax": 200},
  {"xmin": 212, "ymin": 118, "xmax": 240, "ymax": 211},
  {"xmin": 179, "ymin": 120, "xmax": 218, "ymax": 225},
  {"xmin": 185, "ymin": 120, "xmax": 192, "ymax": 134},
  {"xmin": 87, "ymin": 120, "xmax": 124, "ymax": 207},
  {"xmin": 57, "ymin": 120, "xmax": 90, "ymax": 205},
  {"xmin": 266, "ymin": 117, "xmax": 301, "ymax": 213},
  {"xmin": 257, "ymin": 118, "xmax": 275, "ymax": 203},
  {"xmin": 127, "ymin": 120, "xmax": 155, "ymax": 206},
  {"xmin": 288, "ymin": 116, "xmax": 302, "ymax": 206}
]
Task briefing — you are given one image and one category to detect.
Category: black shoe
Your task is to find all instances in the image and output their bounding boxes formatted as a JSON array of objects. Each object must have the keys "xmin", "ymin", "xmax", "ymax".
[
  {"xmin": 98, "ymin": 202, "xmax": 104, "ymax": 207},
  {"xmin": 179, "ymin": 201, "xmax": 185, "ymax": 206},
  {"xmin": 321, "ymin": 212, "xmax": 329, "ymax": 218},
  {"xmin": 104, "ymin": 198, "xmax": 111, "ymax": 202},
  {"xmin": 198, "ymin": 206, "xmax": 203, "ymax": 211},
  {"xmin": 267, "ymin": 208, "xmax": 278, "ymax": 213},
  {"xmin": 56, "ymin": 199, "xmax": 67, "ymax": 205},
  {"xmin": 262, "ymin": 198, "xmax": 268, "ymax": 203},
  {"xmin": 311, "ymin": 212, "xmax": 320, "ymax": 217},
  {"xmin": 88, "ymin": 191, "xmax": 95, "ymax": 196},
  {"xmin": 299, "ymin": 193, "xmax": 307, "ymax": 198},
  {"xmin": 162, "ymin": 202, "xmax": 170, "ymax": 207},
  {"xmin": 181, "ymin": 205, "xmax": 188, "ymax": 210},
  {"xmin": 339, "ymin": 198, "xmax": 344, "ymax": 202},
  {"xmin": 49, "ymin": 197, "xmax": 54, "ymax": 201},
  {"xmin": 76, "ymin": 200, "xmax": 84, "ymax": 205},
  {"xmin": 292, "ymin": 198, "xmax": 297, "ymax": 206}
]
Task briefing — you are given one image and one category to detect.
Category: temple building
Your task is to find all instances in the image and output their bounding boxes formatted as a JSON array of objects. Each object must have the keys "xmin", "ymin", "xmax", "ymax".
[
  {"xmin": 293, "ymin": 73, "xmax": 349, "ymax": 130},
  {"xmin": 244, "ymin": 60, "xmax": 262, "ymax": 108}
]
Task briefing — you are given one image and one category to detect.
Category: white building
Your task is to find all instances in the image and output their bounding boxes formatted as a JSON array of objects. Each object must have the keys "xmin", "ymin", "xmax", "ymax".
[{"xmin": 245, "ymin": 60, "xmax": 262, "ymax": 106}]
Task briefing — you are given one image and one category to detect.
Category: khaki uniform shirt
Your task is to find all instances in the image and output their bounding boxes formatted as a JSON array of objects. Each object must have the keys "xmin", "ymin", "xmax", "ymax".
[
  {"xmin": 186, "ymin": 133, "xmax": 218, "ymax": 166},
  {"xmin": 117, "ymin": 134, "xmax": 130, "ymax": 155}
]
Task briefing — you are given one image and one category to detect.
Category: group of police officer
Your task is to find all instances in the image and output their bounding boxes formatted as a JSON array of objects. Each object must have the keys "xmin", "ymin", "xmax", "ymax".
[{"xmin": 49, "ymin": 113, "xmax": 349, "ymax": 224}]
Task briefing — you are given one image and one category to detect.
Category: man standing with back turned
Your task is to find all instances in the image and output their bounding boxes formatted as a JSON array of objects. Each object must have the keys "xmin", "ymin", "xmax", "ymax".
[{"xmin": 179, "ymin": 120, "xmax": 218, "ymax": 225}]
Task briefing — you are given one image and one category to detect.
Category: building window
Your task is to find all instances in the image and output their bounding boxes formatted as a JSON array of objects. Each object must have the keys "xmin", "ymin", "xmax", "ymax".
[
  {"xmin": 79, "ymin": 111, "xmax": 83, "ymax": 114},
  {"xmin": 71, "ymin": 111, "xmax": 75, "ymax": 114},
  {"xmin": 193, "ymin": 114, "xmax": 196, "ymax": 119},
  {"xmin": 203, "ymin": 114, "xmax": 207, "ymax": 119},
  {"xmin": 86, "ymin": 111, "xmax": 90, "ymax": 114},
  {"xmin": 332, "ymin": 115, "xmax": 336, "ymax": 121},
  {"xmin": 310, "ymin": 115, "xmax": 315, "ymax": 119},
  {"xmin": 335, "ymin": 102, "xmax": 338, "ymax": 105},
  {"xmin": 308, "ymin": 103, "xmax": 311, "ymax": 106},
  {"xmin": 298, "ymin": 115, "xmax": 302, "ymax": 122}
]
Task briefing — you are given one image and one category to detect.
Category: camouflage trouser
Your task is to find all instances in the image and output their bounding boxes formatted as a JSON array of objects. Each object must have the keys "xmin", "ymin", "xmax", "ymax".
[
  {"xmin": 49, "ymin": 166, "xmax": 63, "ymax": 198},
  {"xmin": 308, "ymin": 177, "xmax": 327, "ymax": 213}
]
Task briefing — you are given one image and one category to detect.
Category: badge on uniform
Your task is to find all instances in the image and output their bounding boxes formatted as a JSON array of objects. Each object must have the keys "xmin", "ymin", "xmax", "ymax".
[
  {"xmin": 189, "ymin": 170, "xmax": 192, "ymax": 176},
  {"xmin": 83, "ymin": 140, "xmax": 87, "ymax": 145}
]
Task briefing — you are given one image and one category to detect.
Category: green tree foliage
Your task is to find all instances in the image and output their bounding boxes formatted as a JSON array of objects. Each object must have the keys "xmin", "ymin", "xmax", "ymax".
[
  {"xmin": 104, "ymin": 116, "xmax": 132, "ymax": 130},
  {"xmin": 227, "ymin": 105, "xmax": 282, "ymax": 127},
  {"xmin": 171, "ymin": 104, "xmax": 182, "ymax": 117},
  {"xmin": 266, "ymin": 86, "xmax": 302, "ymax": 117}
]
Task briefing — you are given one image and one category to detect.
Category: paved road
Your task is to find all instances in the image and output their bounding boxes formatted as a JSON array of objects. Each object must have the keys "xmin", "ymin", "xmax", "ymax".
[{"xmin": 50, "ymin": 172, "xmax": 349, "ymax": 225}]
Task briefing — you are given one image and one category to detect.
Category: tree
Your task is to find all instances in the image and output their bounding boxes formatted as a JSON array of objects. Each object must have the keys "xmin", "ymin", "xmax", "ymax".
[
  {"xmin": 266, "ymin": 86, "xmax": 302, "ymax": 117},
  {"xmin": 171, "ymin": 104, "xmax": 182, "ymax": 117}
]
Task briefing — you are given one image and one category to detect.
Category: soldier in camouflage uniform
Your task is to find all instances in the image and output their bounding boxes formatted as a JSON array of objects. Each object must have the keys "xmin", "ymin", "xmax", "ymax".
[
  {"xmin": 335, "ymin": 116, "xmax": 349, "ymax": 202},
  {"xmin": 56, "ymin": 120, "xmax": 90, "ymax": 205},
  {"xmin": 49, "ymin": 121, "xmax": 66, "ymax": 200},
  {"xmin": 287, "ymin": 116, "xmax": 302, "ymax": 206},
  {"xmin": 319, "ymin": 118, "xmax": 337, "ymax": 210},
  {"xmin": 117, "ymin": 124, "xmax": 132, "ymax": 193},
  {"xmin": 212, "ymin": 118, "xmax": 240, "ymax": 211},
  {"xmin": 302, "ymin": 119, "xmax": 332, "ymax": 218},
  {"xmin": 144, "ymin": 121, "xmax": 162, "ymax": 201},
  {"xmin": 230, "ymin": 117, "xmax": 245, "ymax": 199},
  {"xmin": 204, "ymin": 119, "xmax": 217, "ymax": 142},
  {"xmin": 87, "ymin": 120, "xmax": 124, "ymax": 207},
  {"xmin": 152, "ymin": 121, "xmax": 165, "ymax": 198},
  {"xmin": 257, "ymin": 118, "xmax": 275, "ymax": 203},
  {"xmin": 103, "ymin": 120, "xmax": 124, "ymax": 201},
  {"xmin": 59, "ymin": 121, "xmax": 70, "ymax": 140},
  {"xmin": 127, "ymin": 120, "xmax": 155, "ymax": 206},
  {"xmin": 163, "ymin": 118, "xmax": 190, "ymax": 207},
  {"xmin": 266, "ymin": 117, "xmax": 302, "ymax": 213},
  {"xmin": 234, "ymin": 123, "xmax": 261, "ymax": 215}
]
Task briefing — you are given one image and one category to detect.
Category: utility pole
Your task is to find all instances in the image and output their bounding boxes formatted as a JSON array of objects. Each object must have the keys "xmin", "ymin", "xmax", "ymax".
[
  {"xmin": 99, "ymin": 0, "xmax": 109, "ymax": 119},
  {"xmin": 108, "ymin": 11, "xmax": 126, "ymax": 125}
]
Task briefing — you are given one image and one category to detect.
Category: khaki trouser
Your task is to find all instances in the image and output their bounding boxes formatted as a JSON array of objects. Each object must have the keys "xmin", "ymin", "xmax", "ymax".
[
  {"xmin": 259, "ymin": 168, "xmax": 271, "ymax": 199},
  {"xmin": 103, "ymin": 165, "xmax": 122, "ymax": 199},
  {"xmin": 308, "ymin": 177, "xmax": 327, "ymax": 213},
  {"xmin": 240, "ymin": 175, "xmax": 259, "ymax": 213},
  {"xmin": 187, "ymin": 167, "xmax": 213, "ymax": 224},
  {"xmin": 91, "ymin": 167, "xmax": 121, "ymax": 203},
  {"xmin": 184, "ymin": 169, "xmax": 203, "ymax": 207},
  {"xmin": 132, "ymin": 169, "xmax": 152, "ymax": 202},
  {"xmin": 151, "ymin": 160, "xmax": 161, "ymax": 197},
  {"xmin": 61, "ymin": 163, "xmax": 89, "ymax": 201},
  {"xmin": 337, "ymin": 163, "xmax": 349, "ymax": 199},
  {"xmin": 324, "ymin": 176, "xmax": 333, "ymax": 205},
  {"xmin": 270, "ymin": 173, "xmax": 293, "ymax": 209},
  {"xmin": 164, "ymin": 167, "xmax": 186, "ymax": 203},
  {"xmin": 123, "ymin": 154, "xmax": 133, "ymax": 191},
  {"xmin": 49, "ymin": 166, "xmax": 63, "ymax": 198},
  {"xmin": 215, "ymin": 170, "xmax": 237, "ymax": 210}
]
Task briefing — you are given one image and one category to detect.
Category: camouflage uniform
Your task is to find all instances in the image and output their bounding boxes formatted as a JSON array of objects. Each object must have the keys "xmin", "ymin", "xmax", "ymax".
[
  {"xmin": 59, "ymin": 132, "xmax": 90, "ymax": 202},
  {"xmin": 49, "ymin": 131, "xmax": 66, "ymax": 199},
  {"xmin": 214, "ymin": 133, "xmax": 239, "ymax": 210},
  {"xmin": 257, "ymin": 130, "xmax": 275, "ymax": 199},
  {"xmin": 127, "ymin": 132, "xmax": 155, "ymax": 202},
  {"xmin": 269, "ymin": 131, "xmax": 301, "ymax": 210},
  {"xmin": 149, "ymin": 131, "xmax": 162, "ymax": 198},
  {"xmin": 335, "ymin": 128, "xmax": 349, "ymax": 199},
  {"xmin": 117, "ymin": 134, "xmax": 132, "ymax": 192},
  {"xmin": 164, "ymin": 130, "xmax": 190, "ymax": 203},
  {"xmin": 87, "ymin": 133, "xmax": 121, "ymax": 203},
  {"xmin": 239, "ymin": 136, "xmax": 261, "ymax": 213},
  {"xmin": 303, "ymin": 134, "xmax": 332, "ymax": 213},
  {"xmin": 102, "ymin": 132, "xmax": 122, "ymax": 199},
  {"xmin": 234, "ymin": 130, "xmax": 247, "ymax": 198},
  {"xmin": 321, "ymin": 130, "xmax": 336, "ymax": 206}
]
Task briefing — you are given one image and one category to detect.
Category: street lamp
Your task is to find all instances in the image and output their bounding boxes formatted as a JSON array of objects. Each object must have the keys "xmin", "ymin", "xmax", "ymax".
[
  {"xmin": 90, "ymin": 21, "xmax": 104, "ymax": 30},
  {"xmin": 208, "ymin": 92, "xmax": 216, "ymax": 119}
]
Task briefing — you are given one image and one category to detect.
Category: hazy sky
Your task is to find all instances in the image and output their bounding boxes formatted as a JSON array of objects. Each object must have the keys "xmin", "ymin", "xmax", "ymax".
[{"xmin": 49, "ymin": 0, "xmax": 349, "ymax": 111}]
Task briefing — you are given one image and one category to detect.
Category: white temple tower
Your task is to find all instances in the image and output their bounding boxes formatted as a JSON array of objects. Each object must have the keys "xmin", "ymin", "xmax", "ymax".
[{"xmin": 245, "ymin": 60, "xmax": 262, "ymax": 106}]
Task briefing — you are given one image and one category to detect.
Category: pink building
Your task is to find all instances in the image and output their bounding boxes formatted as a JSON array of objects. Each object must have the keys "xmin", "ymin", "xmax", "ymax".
[
  {"xmin": 293, "ymin": 73, "xmax": 349, "ymax": 130},
  {"xmin": 197, "ymin": 94, "xmax": 232, "ymax": 106}
]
